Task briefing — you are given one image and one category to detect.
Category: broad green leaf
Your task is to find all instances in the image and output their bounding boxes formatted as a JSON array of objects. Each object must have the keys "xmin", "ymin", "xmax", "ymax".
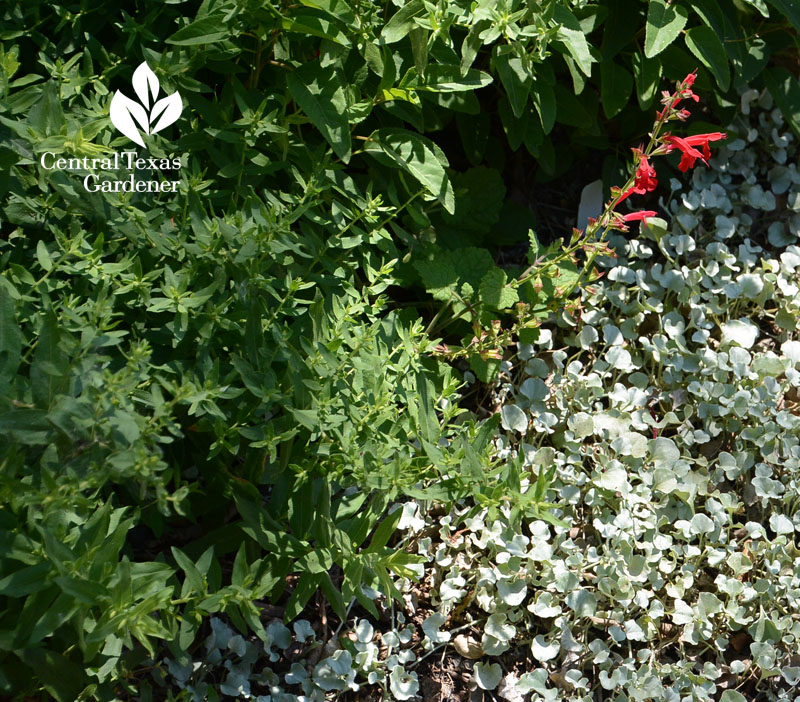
[
  {"xmin": 644, "ymin": 0, "xmax": 689, "ymax": 58},
  {"xmin": 600, "ymin": 61, "xmax": 633, "ymax": 118},
  {"xmin": 685, "ymin": 26, "xmax": 730, "ymax": 91},
  {"xmin": 287, "ymin": 62, "xmax": 351, "ymax": 162},
  {"xmin": 494, "ymin": 49, "xmax": 530, "ymax": 117},
  {"xmin": 166, "ymin": 14, "xmax": 230, "ymax": 45},
  {"xmin": 632, "ymin": 53, "xmax": 662, "ymax": 109},
  {"xmin": 479, "ymin": 268, "xmax": 519, "ymax": 310},
  {"xmin": 764, "ymin": 68, "xmax": 800, "ymax": 140},
  {"xmin": 553, "ymin": 5, "xmax": 594, "ymax": 76},
  {"xmin": 364, "ymin": 128, "xmax": 454, "ymax": 213}
]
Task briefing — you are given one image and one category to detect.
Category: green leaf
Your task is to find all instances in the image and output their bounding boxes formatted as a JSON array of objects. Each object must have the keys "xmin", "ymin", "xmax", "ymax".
[
  {"xmin": 281, "ymin": 12, "xmax": 351, "ymax": 46},
  {"xmin": 171, "ymin": 547, "xmax": 205, "ymax": 595},
  {"xmin": 18, "ymin": 648, "xmax": 87, "ymax": 702},
  {"xmin": 166, "ymin": 14, "xmax": 230, "ymax": 45},
  {"xmin": 284, "ymin": 572, "xmax": 322, "ymax": 621},
  {"xmin": 684, "ymin": 26, "xmax": 730, "ymax": 91},
  {"xmin": 553, "ymin": 84, "xmax": 593, "ymax": 129},
  {"xmin": 479, "ymin": 268, "xmax": 519, "ymax": 310},
  {"xmin": 766, "ymin": 0, "xmax": 800, "ymax": 32},
  {"xmin": 600, "ymin": 61, "xmax": 633, "ymax": 118},
  {"xmin": 531, "ymin": 78, "xmax": 556, "ymax": 134},
  {"xmin": 553, "ymin": 5, "xmax": 594, "ymax": 76},
  {"xmin": 0, "ymin": 562, "xmax": 51, "ymax": 597},
  {"xmin": 632, "ymin": 54, "xmax": 662, "ymax": 109},
  {"xmin": 30, "ymin": 312, "xmax": 69, "ymax": 408},
  {"xmin": 369, "ymin": 507, "xmax": 403, "ymax": 551},
  {"xmin": 644, "ymin": 0, "xmax": 689, "ymax": 58},
  {"xmin": 417, "ymin": 64, "xmax": 493, "ymax": 92},
  {"xmin": 764, "ymin": 68, "xmax": 800, "ymax": 140},
  {"xmin": 381, "ymin": 0, "xmax": 425, "ymax": 43},
  {"xmin": 231, "ymin": 543, "xmax": 248, "ymax": 587},
  {"xmin": 365, "ymin": 128, "xmax": 454, "ymax": 213},
  {"xmin": 26, "ymin": 81, "xmax": 65, "ymax": 136},
  {"xmin": 53, "ymin": 575, "xmax": 109, "ymax": 604},
  {"xmin": 0, "ymin": 288, "xmax": 22, "ymax": 387},
  {"xmin": 494, "ymin": 49, "xmax": 530, "ymax": 118},
  {"xmin": 287, "ymin": 62, "xmax": 351, "ymax": 162}
]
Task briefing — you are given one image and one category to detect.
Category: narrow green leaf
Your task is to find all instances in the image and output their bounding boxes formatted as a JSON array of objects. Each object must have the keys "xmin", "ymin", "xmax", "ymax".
[
  {"xmin": 287, "ymin": 62, "xmax": 351, "ymax": 162},
  {"xmin": 231, "ymin": 543, "xmax": 248, "ymax": 587},
  {"xmin": 418, "ymin": 64, "xmax": 493, "ymax": 92},
  {"xmin": 30, "ymin": 312, "xmax": 69, "ymax": 408},
  {"xmin": 284, "ymin": 572, "xmax": 322, "ymax": 621},
  {"xmin": 0, "ymin": 562, "xmax": 51, "ymax": 597},
  {"xmin": 369, "ymin": 506, "xmax": 403, "ymax": 551},
  {"xmin": 685, "ymin": 26, "xmax": 730, "ymax": 91},
  {"xmin": 166, "ymin": 14, "xmax": 230, "ymax": 45},
  {"xmin": 553, "ymin": 5, "xmax": 594, "ymax": 76},
  {"xmin": 0, "ymin": 288, "xmax": 22, "ymax": 386},
  {"xmin": 531, "ymin": 79, "xmax": 556, "ymax": 134},
  {"xmin": 381, "ymin": 0, "xmax": 425, "ymax": 43},
  {"xmin": 171, "ymin": 547, "xmax": 205, "ymax": 595},
  {"xmin": 281, "ymin": 13, "xmax": 351, "ymax": 46},
  {"xmin": 644, "ymin": 0, "xmax": 689, "ymax": 58}
]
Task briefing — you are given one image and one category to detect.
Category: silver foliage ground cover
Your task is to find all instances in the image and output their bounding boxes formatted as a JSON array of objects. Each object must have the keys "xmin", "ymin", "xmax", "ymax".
[{"xmin": 156, "ymin": 88, "xmax": 800, "ymax": 702}]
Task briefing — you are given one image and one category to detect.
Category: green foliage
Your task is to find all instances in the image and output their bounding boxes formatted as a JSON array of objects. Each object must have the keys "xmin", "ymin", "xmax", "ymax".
[{"xmin": 0, "ymin": 0, "xmax": 797, "ymax": 699}]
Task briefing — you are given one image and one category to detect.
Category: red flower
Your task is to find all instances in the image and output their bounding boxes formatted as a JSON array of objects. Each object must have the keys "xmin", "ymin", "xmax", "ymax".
[
  {"xmin": 633, "ymin": 151, "xmax": 658, "ymax": 192},
  {"xmin": 623, "ymin": 210, "xmax": 657, "ymax": 223},
  {"xmin": 681, "ymin": 132, "xmax": 726, "ymax": 160},
  {"xmin": 617, "ymin": 149, "xmax": 658, "ymax": 204},
  {"xmin": 663, "ymin": 132, "xmax": 726, "ymax": 171},
  {"xmin": 683, "ymin": 70, "xmax": 697, "ymax": 88}
]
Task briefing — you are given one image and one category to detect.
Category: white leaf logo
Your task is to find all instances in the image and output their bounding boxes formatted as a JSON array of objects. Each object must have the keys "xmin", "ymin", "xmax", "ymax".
[{"xmin": 109, "ymin": 62, "xmax": 182, "ymax": 148}]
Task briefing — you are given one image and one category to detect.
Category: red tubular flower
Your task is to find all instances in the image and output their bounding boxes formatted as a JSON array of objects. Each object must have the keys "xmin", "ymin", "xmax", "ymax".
[
  {"xmin": 681, "ymin": 132, "xmax": 727, "ymax": 160},
  {"xmin": 663, "ymin": 135, "xmax": 706, "ymax": 171},
  {"xmin": 617, "ymin": 148, "xmax": 659, "ymax": 205},
  {"xmin": 663, "ymin": 132, "xmax": 726, "ymax": 171},
  {"xmin": 633, "ymin": 151, "xmax": 658, "ymax": 192},
  {"xmin": 623, "ymin": 210, "xmax": 657, "ymax": 223}
]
